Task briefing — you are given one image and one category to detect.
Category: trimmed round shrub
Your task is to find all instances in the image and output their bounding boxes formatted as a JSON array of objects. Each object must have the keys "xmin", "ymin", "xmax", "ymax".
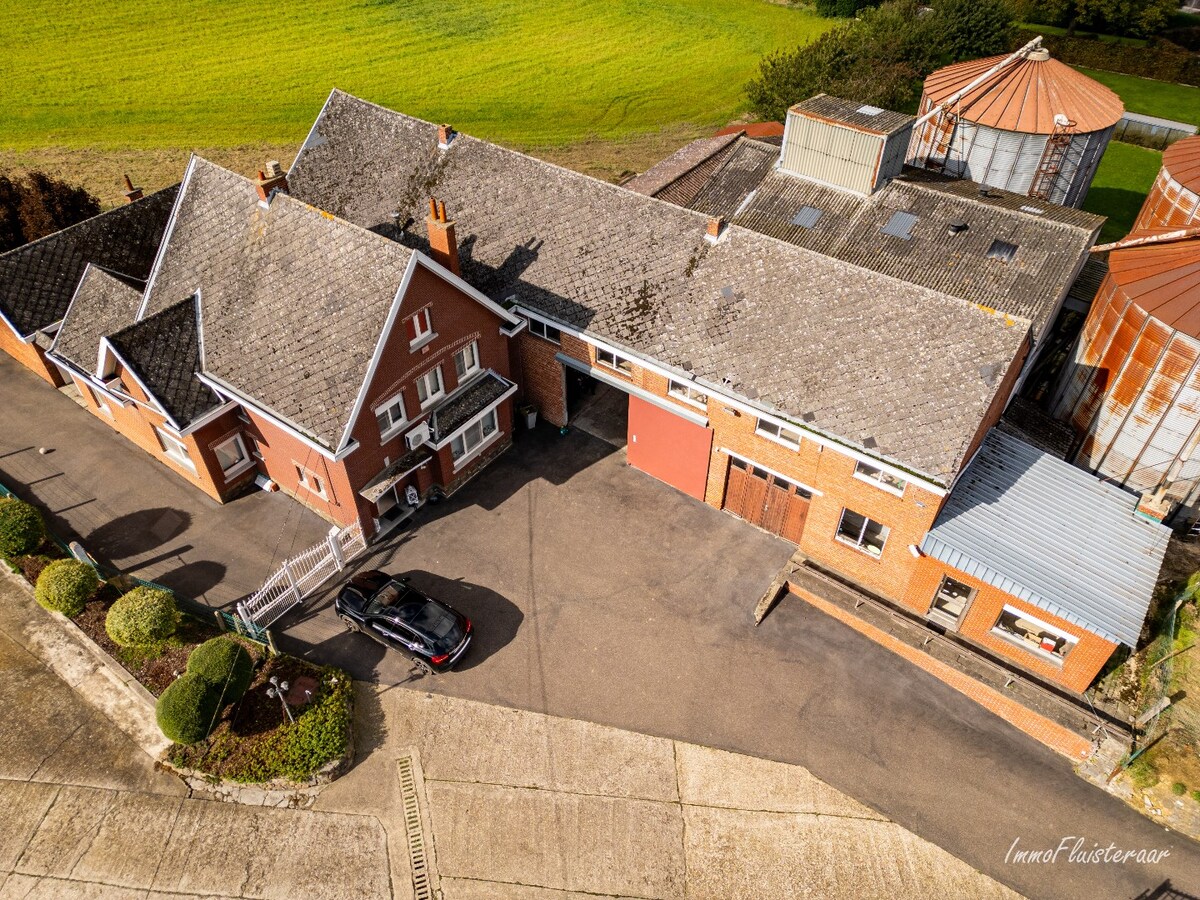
[
  {"xmin": 105, "ymin": 585, "xmax": 178, "ymax": 647},
  {"xmin": 34, "ymin": 559, "xmax": 99, "ymax": 616},
  {"xmin": 186, "ymin": 637, "xmax": 254, "ymax": 705},
  {"xmin": 156, "ymin": 673, "xmax": 221, "ymax": 745},
  {"xmin": 0, "ymin": 497, "xmax": 45, "ymax": 559},
  {"xmin": 1172, "ymin": 781, "xmax": 1188, "ymax": 796}
]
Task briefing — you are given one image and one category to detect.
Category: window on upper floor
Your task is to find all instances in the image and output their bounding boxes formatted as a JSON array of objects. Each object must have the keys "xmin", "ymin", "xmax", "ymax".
[
  {"xmin": 755, "ymin": 418, "xmax": 801, "ymax": 449},
  {"xmin": 853, "ymin": 460, "xmax": 907, "ymax": 495},
  {"xmin": 416, "ymin": 365, "xmax": 445, "ymax": 408},
  {"xmin": 406, "ymin": 308, "xmax": 434, "ymax": 347},
  {"xmin": 668, "ymin": 380, "xmax": 709, "ymax": 409},
  {"xmin": 527, "ymin": 318, "xmax": 562, "ymax": 343},
  {"xmin": 213, "ymin": 434, "xmax": 251, "ymax": 477},
  {"xmin": 835, "ymin": 508, "xmax": 889, "ymax": 558},
  {"xmin": 596, "ymin": 348, "xmax": 634, "ymax": 376},
  {"xmin": 454, "ymin": 340, "xmax": 480, "ymax": 381},
  {"xmin": 374, "ymin": 392, "xmax": 408, "ymax": 441}
]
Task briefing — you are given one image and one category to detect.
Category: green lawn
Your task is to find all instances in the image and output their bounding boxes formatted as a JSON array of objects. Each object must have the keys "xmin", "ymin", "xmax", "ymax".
[
  {"xmin": 0, "ymin": 0, "xmax": 831, "ymax": 151},
  {"xmin": 1084, "ymin": 141, "xmax": 1163, "ymax": 242},
  {"xmin": 1075, "ymin": 67, "xmax": 1200, "ymax": 125}
]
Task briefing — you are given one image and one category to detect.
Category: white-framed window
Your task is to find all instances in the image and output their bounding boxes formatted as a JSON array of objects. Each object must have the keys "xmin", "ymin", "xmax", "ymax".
[
  {"xmin": 374, "ymin": 392, "xmax": 408, "ymax": 441},
  {"xmin": 454, "ymin": 340, "xmax": 480, "ymax": 380},
  {"xmin": 835, "ymin": 508, "xmax": 889, "ymax": 557},
  {"xmin": 213, "ymin": 433, "xmax": 252, "ymax": 477},
  {"xmin": 668, "ymin": 380, "xmax": 709, "ymax": 409},
  {"xmin": 295, "ymin": 463, "xmax": 328, "ymax": 500},
  {"xmin": 155, "ymin": 427, "xmax": 195, "ymax": 473},
  {"xmin": 451, "ymin": 408, "xmax": 499, "ymax": 465},
  {"xmin": 406, "ymin": 308, "xmax": 434, "ymax": 347},
  {"xmin": 991, "ymin": 605, "xmax": 1077, "ymax": 664},
  {"xmin": 416, "ymin": 365, "xmax": 445, "ymax": 408},
  {"xmin": 596, "ymin": 348, "xmax": 634, "ymax": 376},
  {"xmin": 853, "ymin": 460, "xmax": 907, "ymax": 495},
  {"xmin": 756, "ymin": 418, "xmax": 801, "ymax": 449},
  {"xmin": 528, "ymin": 318, "xmax": 561, "ymax": 343}
]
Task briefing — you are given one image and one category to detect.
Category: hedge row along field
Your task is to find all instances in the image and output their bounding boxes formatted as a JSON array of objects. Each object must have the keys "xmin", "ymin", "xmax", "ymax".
[{"xmin": 0, "ymin": 0, "xmax": 833, "ymax": 151}]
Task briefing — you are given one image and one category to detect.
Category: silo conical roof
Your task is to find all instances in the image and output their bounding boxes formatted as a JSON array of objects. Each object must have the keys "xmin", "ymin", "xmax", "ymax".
[
  {"xmin": 923, "ymin": 51, "xmax": 1124, "ymax": 134},
  {"xmin": 1108, "ymin": 229, "xmax": 1200, "ymax": 336},
  {"xmin": 1163, "ymin": 135, "xmax": 1200, "ymax": 194}
]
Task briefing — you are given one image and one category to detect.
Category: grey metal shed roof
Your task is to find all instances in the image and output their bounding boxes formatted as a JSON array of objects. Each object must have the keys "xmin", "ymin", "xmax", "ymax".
[{"xmin": 921, "ymin": 429, "xmax": 1170, "ymax": 646}]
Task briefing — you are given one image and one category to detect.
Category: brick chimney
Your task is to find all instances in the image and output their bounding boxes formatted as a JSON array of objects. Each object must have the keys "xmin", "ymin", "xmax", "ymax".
[
  {"xmin": 255, "ymin": 160, "xmax": 288, "ymax": 201},
  {"xmin": 122, "ymin": 174, "xmax": 143, "ymax": 203},
  {"xmin": 427, "ymin": 197, "xmax": 461, "ymax": 277},
  {"xmin": 437, "ymin": 124, "xmax": 455, "ymax": 150},
  {"xmin": 705, "ymin": 216, "xmax": 727, "ymax": 242}
]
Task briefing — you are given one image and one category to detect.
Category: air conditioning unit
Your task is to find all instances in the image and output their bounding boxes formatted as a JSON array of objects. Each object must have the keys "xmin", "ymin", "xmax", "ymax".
[{"xmin": 405, "ymin": 422, "xmax": 431, "ymax": 450}]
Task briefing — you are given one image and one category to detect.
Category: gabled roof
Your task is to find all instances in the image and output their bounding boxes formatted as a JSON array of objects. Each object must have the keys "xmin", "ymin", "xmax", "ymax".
[
  {"xmin": 140, "ymin": 157, "xmax": 417, "ymax": 448},
  {"xmin": 922, "ymin": 429, "xmax": 1169, "ymax": 647},
  {"xmin": 623, "ymin": 133, "xmax": 742, "ymax": 202},
  {"xmin": 0, "ymin": 185, "xmax": 177, "ymax": 337},
  {"xmin": 49, "ymin": 265, "xmax": 143, "ymax": 374},
  {"xmin": 106, "ymin": 296, "xmax": 221, "ymax": 428},
  {"xmin": 287, "ymin": 90, "xmax": 1029, "ymax": 482}
]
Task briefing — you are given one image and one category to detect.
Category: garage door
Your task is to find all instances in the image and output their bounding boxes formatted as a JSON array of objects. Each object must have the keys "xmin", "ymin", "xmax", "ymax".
[
  {"xmin": 626, "ymin": 395, "xmax": 713, "ymax": 501},
  {"xmin": 722, "ymin": 457, "xmax": 810, "ymax": 544}
]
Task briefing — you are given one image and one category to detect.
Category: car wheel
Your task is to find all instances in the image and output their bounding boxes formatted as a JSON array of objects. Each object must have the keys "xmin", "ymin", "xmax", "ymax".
[
  {"xmin": 339, "ymin": 614, "xmax": 360, "ymax": 633},
  {"xmin": 411, "ymin": 656, "xmax": 434, "ymax": 676}
]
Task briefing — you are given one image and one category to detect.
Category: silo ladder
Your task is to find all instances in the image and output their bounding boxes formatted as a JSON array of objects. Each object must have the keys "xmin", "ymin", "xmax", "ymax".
[
  {"xmin": 1029, "ymin": 118, "xmax": 1076, "ymax": 201},
  {"xmin": 922, "ymin": 110, "xmax": 958, "ymax": 171}
]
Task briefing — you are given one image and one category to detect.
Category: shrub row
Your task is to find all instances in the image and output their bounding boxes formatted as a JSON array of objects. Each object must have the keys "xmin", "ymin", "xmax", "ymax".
[
  {"xmin": 106, "ymin": 585, "xmax": 178, "ymax": 648},
  {"xmin": 1019, "ymin": 30, "xmax": 1200, "ymax": 86},
  {"xmin": 34, "ymin": 559, "xmax": 99, "ymax": 617},
  {"xmin": 0, "ymin": 497, "xmax": 45, "ymax": 560}
]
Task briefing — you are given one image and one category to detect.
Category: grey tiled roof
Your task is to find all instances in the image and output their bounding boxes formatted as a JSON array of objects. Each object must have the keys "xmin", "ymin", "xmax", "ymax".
[
  {"xmin": 107, "ymin": 296, "xmax": 221, "ymax": 428},
  {"xmin": 792, "ymin": 95, "xmax": 915, "ymax": 135},
  {"xmin": 688, "ymin": 138, "xmax": 779, "ymax": 219},
  {"xmin": 923, "ymin": 429, "xmax": 1169, "ymax": 646},
  {"xmin": 287, "ymin": 91, "xmax": 1029, "ymax": 481},
  {"xmin": 623, "ymin": 134, "xmax": 741, "ymax": 201},
  {"xmin": 0, "ymin": 186, "xmax": 177, "ymax": 337},
  {"xmin": 141, "ymin": 158, "xmax": 415, "ymax": 448},
  {"xmin": 49, "ymin": 266, "xmax": 143, "ymax": 374}
]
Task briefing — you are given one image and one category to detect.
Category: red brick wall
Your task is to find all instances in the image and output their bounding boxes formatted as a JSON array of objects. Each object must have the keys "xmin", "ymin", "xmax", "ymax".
[
  {"xmin": 1, "ymin": 324, "xmax": 64, "ymax": 386},
  {"xmin": 515, "ymin": 330, "xmax": 568, "ymax": 425},
  {"xmin": 902, "ymin": 555, "xmax": 1118, "ymax": 692}
]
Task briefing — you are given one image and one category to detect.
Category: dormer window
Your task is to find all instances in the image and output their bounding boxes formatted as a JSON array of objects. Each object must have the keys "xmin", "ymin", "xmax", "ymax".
[{"xmin": 406, "ymin": 308, "xmax": 434, "ymax": 348}]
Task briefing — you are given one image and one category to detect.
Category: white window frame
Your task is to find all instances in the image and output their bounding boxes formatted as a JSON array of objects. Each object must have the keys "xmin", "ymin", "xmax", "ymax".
[
  {"xmin": 374, "ymin": 391, "xmax": 408, "ymax": 442},
  {"xmin": 454, "ymin": 340, "xmax": 481, "ymax": 381},
  {"xmin": 408, "ymin": 307, "xmax": 434, "ymax": 348},
  {"xmin": 527, "ymin": 318, "xmax": 561, "ymax": 344},
  {"xmin": 450, "ymin": 407, "xmax": 501, "ymax": 471},
  {"xmin": 853, "ymin": 460, "xmax": 907, "ymax": 496},
  {"xmin": 668, "ymin": 379, "xmax": 709, "ymax": 410},
  {"xmin": 295, "ymin": 463, "xmax": 328, "ymax": 500},
  {"xmin": 990, "ymin": 604, "xmax": 1078, "ymax": 665},
  {"xmin": 155, "ymin": 426, "xmax": 196, "ymax": 473},
  {"xmin": 596, "ymin": 348, "xmax": 634, "ymax": 376},
  {"xmin": 834, "ymin": 508, "xmax": 889, "ymax": 558},
  {"xmin": 755, "ymin": 418, "xmax": 802, "ymax": 449},
  {"xmin": 416, "ymin": 365, "xmax": 445, "ymax": 409},
  {"xmin": 213, "ymin": 433, "xmax": 254, "ymax": 479}
]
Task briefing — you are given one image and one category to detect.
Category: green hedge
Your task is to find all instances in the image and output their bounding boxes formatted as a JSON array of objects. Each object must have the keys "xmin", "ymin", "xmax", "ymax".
[
  {"xmin": 34, "ymin": 559, "xmax": 99, "ymax": 617},
  {"xmin": 0, "ymin": 497, "xmax": 45, "ymax": 559},
  {"xmin": 105, "ymin": 585, "xmax": 178, "ymax": 647},
  {"xmin": 156, "ymin": 673, "xmax": 221, "ymax": 744},
  {"xmin": 1020, "ymin": 30, "xmax": 1200, "ymax": 86},
  {"xmin": 186, "ymin": 637, "xmax": 254, "ymax": 706}
]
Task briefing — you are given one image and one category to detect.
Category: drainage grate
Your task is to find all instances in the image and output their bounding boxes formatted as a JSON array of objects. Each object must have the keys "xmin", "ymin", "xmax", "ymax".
[{"xmin": 398, "ymin": 754, "xmax": 434, "ymax": 900}]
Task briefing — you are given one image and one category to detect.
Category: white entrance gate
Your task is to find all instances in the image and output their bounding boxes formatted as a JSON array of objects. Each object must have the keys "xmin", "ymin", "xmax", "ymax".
[{"xmin": 238, "ymin": 522, "xmax": 368, "ymax": 626}]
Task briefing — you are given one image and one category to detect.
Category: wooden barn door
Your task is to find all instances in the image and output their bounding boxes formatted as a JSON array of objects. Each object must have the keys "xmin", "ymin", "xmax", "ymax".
[{"xmin": 722, "ymin": 457, "xmax": 810, "ymax": 544}]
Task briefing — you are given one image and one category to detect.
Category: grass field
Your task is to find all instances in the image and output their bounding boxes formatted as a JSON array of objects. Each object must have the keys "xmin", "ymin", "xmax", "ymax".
[
  {"xmin": 1084, "ymin": 141, "xmax": 1163, "ymax": 242},
  {"xmin": 1075, "ymin": 67, "xmax": 1200, "ymax": 125},
  {"xmin": 0, "ymin": 0, "xmax": 831, "ymax": 153}
]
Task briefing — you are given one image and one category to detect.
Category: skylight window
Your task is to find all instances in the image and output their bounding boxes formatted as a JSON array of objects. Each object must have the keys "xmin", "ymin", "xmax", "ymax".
[
  {"xmin": 857, "ymin": 105, "xmax": 884, "ymax": 116},
  {"xmin": 790, "ymin": 206, "xmax": 823, "ymax": 229},
  {"xmin": 987, "ymin": 239, "xmax": 1019, "ymax": 263},
  {"xmin": 1019, "ymin": 205, "xmax": 1045, "ymax": 215},
  {"xmin": 881, "ymin": 211, "xmax": 918, "ymax": 240}
]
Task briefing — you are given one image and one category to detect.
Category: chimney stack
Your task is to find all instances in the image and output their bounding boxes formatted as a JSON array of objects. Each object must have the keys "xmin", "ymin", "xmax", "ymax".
[
  {"xmin": 255, "ymin": 160, "xmax": 289, "ymax": 201},
  {"xmin": 705, "ymin": 216, "xmax": 727, "ymax": 242},
  {"xmin": 122, "ymin": 173, "xmax": 143, "ymax": 203},
  {"xmin": 437, "ymin": 124, "xmax": 455, "ymax": 150},
  {"xmin": 427, "ymin": 197, "xmax": 461, "ymax": 276}
]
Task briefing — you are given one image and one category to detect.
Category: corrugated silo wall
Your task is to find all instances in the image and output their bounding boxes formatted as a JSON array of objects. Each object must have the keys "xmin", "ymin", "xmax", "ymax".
[
  {"xmin": 1055, "ymin": 127, "xmax": 1113, "ymax": 209},
  {"xmin": 1135, "ymin": 167, "xmax": 1200, "ymax": 229},
  {"xmin": 1053, "ymin": 278, "xmax": 1200, "ymax": 504}
]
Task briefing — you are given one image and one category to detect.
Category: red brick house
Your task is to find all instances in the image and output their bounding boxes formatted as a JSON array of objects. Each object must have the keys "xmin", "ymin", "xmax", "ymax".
[{"xmin": 47, "ymin": 157, "xmax": 523, "ymax": 539}]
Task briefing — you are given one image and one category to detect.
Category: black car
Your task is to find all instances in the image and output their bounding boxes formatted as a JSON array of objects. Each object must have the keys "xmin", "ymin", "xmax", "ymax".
[{"xmin": 334, "ymin": 570, "xmax": 472, "ymax": 672}]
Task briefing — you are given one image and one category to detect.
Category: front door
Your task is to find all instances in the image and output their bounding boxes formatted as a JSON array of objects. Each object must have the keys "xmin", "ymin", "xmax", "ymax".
[{"xmin": 722, "ymin": 457, "xmax": 810, "ymax": 543}]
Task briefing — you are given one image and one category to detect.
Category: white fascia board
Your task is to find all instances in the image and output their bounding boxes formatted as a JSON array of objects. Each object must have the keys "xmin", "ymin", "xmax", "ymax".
[
  {"xmin": 430, "ymin": 382, "xmax": 519, "ymax": 449},
  {"xmin": 335, "ymin": 254, "xmax": 418, "ymax": 454},
  {"xmin": 289, "ymin": 89, "xmax": 337, "ymax": 176},
  {"xmin": 98, "ymin": 337, "xmax": 177, "ymax": 427},
  {"xmin": 177, "ymin": 400, "xmax": 239, "ymax": 437},
  {"xmin": 198, "ymin": 372, "xmax": 355, "ymax": 462},
  {"xmin": 137, "ymin": 155, "xmax": 197, "ymax": 322},
  {"xmin": 414, "ymin": 254, "xmax": 523, "ymax": 326}
]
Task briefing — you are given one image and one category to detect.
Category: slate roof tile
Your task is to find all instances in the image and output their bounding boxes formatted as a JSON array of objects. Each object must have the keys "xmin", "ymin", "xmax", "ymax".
[{"xmin": 49, "ymin": 265, "xmax": 143, "ymax": 374}]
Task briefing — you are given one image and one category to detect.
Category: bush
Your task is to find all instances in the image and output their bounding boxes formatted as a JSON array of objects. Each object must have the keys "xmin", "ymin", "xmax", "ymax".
[
  {"xmin": 0, "ymin": 497, "xmax": 45, "ymax": 559},
  {"xmin": 1191, "ymin": 789, "xmax": 1200, "ymax": 803},
  {"xmin": 0, "ymin": 171, "xmax": 101, "ymax": 254},
  {"xmin": 1172, "ymin": 781, "xmax": 1188, "ymax": 795},
  {"xmin": 34, "ymin": 559, "xmax": 99, "ymax": 616},
  {"xmin": 156, "ymin": 673, "xmax": 222, "ymax": 745},
  {"xmin": 105, "ymin": 585, "xmax": 178, "ymax": 647},
  {"xmin": 186, "ymin": 637, "xmax": 254, "ymax": 706},
  {"xmin": 1127, "ymin": 753, "xmax": 1160, "ymax": 789},
  {"xmin": 1027, "ymin": 31, "xmax": 1200, "ymax": 85}
]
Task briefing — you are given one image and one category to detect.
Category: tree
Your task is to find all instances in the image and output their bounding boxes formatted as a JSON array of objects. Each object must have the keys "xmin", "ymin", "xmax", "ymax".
[
  {"xmin": 0, "ymin": 171, "xmax": 100, "ymax": 254},
  {"xmin": 1014, "ymin": 0, "xmax": 1176, "ymax": 36}
]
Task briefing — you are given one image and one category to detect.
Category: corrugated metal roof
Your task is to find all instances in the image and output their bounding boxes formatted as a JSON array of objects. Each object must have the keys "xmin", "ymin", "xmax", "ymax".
[
  {"xmin": 922, "ymin": 429, "xmax": 1169, "ymax": 646},
  {"xmin": 1164, "ymin": 136, "xmax": 1200, "ymax": 194},
  {"xmin": 1122, "ymin": 111, "xmax": 1198, "ymax": 133},
  {"xmin": 922, "ymin": 54, "xmax": 1123, "ymax": 134},
  {"xmin": 790, "ymin": 94, "xmax": 915, "ymax": 135}
]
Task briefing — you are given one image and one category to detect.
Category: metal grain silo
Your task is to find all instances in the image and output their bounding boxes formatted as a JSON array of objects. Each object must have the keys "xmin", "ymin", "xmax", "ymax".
[
  {"xmin": 1051, "ymin": 229, "xmax": 1200, "ymax": 517},
  {"xmin": 1134, "ymin": 136, "xmax": 1200, "ymax": 230},
  {"xmin": 910, "ymin": 43, "xmax": 1124, "ymax": 209}
]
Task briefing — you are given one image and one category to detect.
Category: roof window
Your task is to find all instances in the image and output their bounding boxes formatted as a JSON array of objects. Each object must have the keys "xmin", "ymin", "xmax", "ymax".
[
  {"xmin": 881, "ymin": 211, "xmax": 918, "ymax": 240},
  {"xmin": 986, "ymin": 239, "xmax": 1018, "ymax": 263},
  {"xmin": 857, "ymin": 105, "xmax": 883, "ymax": 116},
  {"xmin": 1019, "ymin": 205, "xmax": 1045, "ymax": 215},
  {"xmin": 790, "ymin": 206, "xmax": 823, "ymax": 229}
]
